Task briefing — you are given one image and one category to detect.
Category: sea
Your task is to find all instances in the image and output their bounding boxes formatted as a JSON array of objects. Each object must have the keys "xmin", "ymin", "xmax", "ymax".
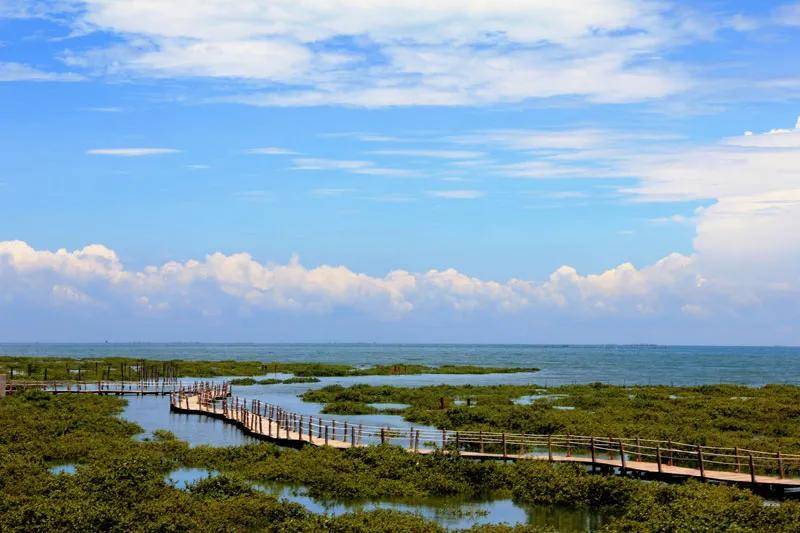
[{"xmin": 2, "ymin": 343, "xmax": 799, "ymax": 386}]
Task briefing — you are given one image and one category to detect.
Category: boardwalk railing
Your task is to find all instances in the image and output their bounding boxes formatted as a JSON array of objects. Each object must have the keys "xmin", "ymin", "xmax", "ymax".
[{"xmin": 171, "ymin": 385, "xmax": 800, "ymax": 487}]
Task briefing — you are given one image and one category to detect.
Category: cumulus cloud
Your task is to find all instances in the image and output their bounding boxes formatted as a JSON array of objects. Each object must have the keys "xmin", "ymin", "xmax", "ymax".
[
  {"xmin": 0, "ymin": 238, "xmax": 755, "ymax": 321},
  {"xmin": 2, "ymin": 236, "xmax": 798, "ymax": 342},
  {"xmin": 622, "ymin": 117, "xmax": 800, "ymax": 288}
]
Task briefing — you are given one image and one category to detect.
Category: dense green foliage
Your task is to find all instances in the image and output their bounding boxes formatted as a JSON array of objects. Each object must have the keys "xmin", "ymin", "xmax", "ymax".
[
  {"xmin": 0, "ymin": 356, "xmax": 537, "ymax": 381},
  {"xmin": 4, "ymin": 385, "xmax": 800, "ymax": 531},
  {"xmin": 187, "ymin": 441, "xmax": 800, "ymax": 531},
  {"xmin": 303, "ymin": 382, "xmax": 800, "ymax": 452},
  {"xmin": 229, "ymin": 377, "xmax": 319, "ymax": 386}
]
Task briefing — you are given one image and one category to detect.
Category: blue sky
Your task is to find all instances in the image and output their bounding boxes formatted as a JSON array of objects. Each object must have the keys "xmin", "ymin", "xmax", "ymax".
[{"xmin": 1, "ymin": 1, "xmax": 800, "ymax": 344}]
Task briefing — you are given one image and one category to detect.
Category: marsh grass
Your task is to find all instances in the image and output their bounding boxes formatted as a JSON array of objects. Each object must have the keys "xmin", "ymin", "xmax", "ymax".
[
  {"xmin": 4, "ymin": 385, "xmax": 800, "ymax": 531},
  {"xmin": 0, "ymin": 356, "xmax": 537, "ymax": 382},
  {"xmin": 302, "ymin": 382, "xmax": 800, "ymax": 453}
]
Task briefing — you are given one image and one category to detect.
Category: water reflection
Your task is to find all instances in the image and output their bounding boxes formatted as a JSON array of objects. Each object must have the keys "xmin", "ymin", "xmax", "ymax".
[
  {"xmin": 122, "ymin": 394, "xmax": 257, "ymax": 447},
  {"xmin": 254, "ymin": 482, "xmax": 603, "ymax": 531},
  {"xmin": 164, "ymin": 467, "xmax": 219, "ymax": 489},
  {"xmin": 49, "ymin": 463, "xmax": 77, "ymax": 475},
  {"xmin": 162, "ymin": 468, "xmax": 604, "ymax": 530}
]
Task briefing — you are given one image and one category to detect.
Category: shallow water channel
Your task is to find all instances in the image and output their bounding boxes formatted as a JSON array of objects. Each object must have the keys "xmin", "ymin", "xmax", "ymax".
[
  {"xmin": 123, "ymin": 372, "xmax": 605, "ymax": 530},
  {"xmin": 165, "ymin": 467, "xmax": 604, "ymax": 531}
]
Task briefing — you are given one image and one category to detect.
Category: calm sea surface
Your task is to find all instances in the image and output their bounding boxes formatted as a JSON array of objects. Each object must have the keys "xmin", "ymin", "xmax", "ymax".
[{"xmin": 2, "ymin": 343, "xmax": 799, "ymax": 385}]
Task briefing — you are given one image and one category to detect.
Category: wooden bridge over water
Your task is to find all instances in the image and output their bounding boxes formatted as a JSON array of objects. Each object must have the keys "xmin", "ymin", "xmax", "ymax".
[{"xmin": 170, "ymin": 384, "xmax": 800, "ymax": 491}]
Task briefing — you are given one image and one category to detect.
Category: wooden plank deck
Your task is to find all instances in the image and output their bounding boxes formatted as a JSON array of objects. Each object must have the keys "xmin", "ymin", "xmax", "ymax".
[{"xmin": 171, "ymin": 388, "xmax": 800, "ymax": 489}]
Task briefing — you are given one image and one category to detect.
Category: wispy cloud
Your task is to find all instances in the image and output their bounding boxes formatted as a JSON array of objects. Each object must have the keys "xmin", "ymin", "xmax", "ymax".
[
  {"xmin": 320, "ymin": 132, "xmax": 406, "ymax": 143},
  {"xmin": 0, "ymin": 62, "xmax": 83, "ymax": 82},
  {"xmin": 649, "ymin": 214, "xmax": 693, "ymax": 225},
  {"xmin": 427, "ymin": 189, "xmax": 485, "ymax": 200},
  {"xmin": 292, "ymin": 157, "xmax": 411, "ymax": 177},
  {"xmin": 245, "ymin": 147, "xmax": 299, "ymax": 155},
  {"xmin": 310, "ymin": 188, "xmax": 356, "ymax": 197},
  {"xmin": 39, "ymin": 0, "xmax": 700, "ymax": 107},
  {"xmin": 86, "ymin": 148, "xmax": 180, "ymax": 156},
  {"xmin": 370, "ymin": 149, "xmax": 484, "ymax": 159},
  {"xmin": 233, "ymin": 190, "xmax": 271, "ymax": 201}
]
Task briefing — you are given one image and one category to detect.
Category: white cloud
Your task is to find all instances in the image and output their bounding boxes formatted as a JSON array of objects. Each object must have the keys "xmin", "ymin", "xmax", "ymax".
[
  {"xmin": 246, "ymin": 147, "xmax": 298, "ymax": 155},
  {"xmin": 370, "ymin": 149, "xmax": 484, "ymax": 159},
  {"xmin": 427, "ymin": 190, "xmax": 485, "ymax": 200},
  {"xmin": 311, "ymin": 188, "xmax": 356, "ymax": 197},
  {"xmin": 35, "ymin": 0, "xmax": 700, "ymax": 106},
  {"xmin": 649, "ymin": 214, "xmax": 692, "ymax": 225},
  {"xmin": 87, "ymin": 148, "xmax": 180, "ymax": 156},
  {"xmin": 292, "ymin": 157, "xmax": 411, "ymax": 177},
  {"xmin": 130, "ymin": 39, "xmax": 311, "ymax": 80},
  {"xmin": 623, "ymin": 118, "xmax": 800, "ymax": 288},
  {"xmin": 1, "ymin": 237, "xmax": 797, "ymax": 341},
  {"xmin": 0, "ymin": 239, "xmax": 703, "ymax": 318},
  {"xmin": 0, "ymin": 62, "xmax": 83, "ymax": 82}
]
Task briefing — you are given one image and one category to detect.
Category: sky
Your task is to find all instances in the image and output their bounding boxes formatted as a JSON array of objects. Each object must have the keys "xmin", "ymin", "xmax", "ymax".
[{"xmin": 1, "ymin": 1, "xmax": 800, "ymax": 344}]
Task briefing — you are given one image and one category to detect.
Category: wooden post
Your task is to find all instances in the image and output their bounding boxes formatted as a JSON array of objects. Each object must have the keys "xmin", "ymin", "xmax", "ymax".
[
  {"xmin": 350, "ymin": 426, "xmax": 355, "ymax": 447},
  {"xmin": 566, "ymin": 434, "xmax": 572, "ymax": 457},
  {"xmin": 381, "ymin": 427, "xmax": 386, "ymax": 444},
  {"xmin": 502, "ymin": 433, "xmax": 507, "ymax": 458},
  {"xmin": 456, "ymin": 431, "xmax": 460, "ymax": 452},
  {"xmin": 749, "ymin": 453, "xmax": 756, "ymax": 484},
  {"xmin": 439, "ymin": 397, "xmax": 445, "ymax": 409},
  {"xmin": 410, "ymin": 428, "xmax": 415, "ymax": 449},
  {"xmin": 697, "ymin": 445, "xmax": 705, "ymax": 481},
  {"xmin": 324, "ymin": 425, "xmax": 329, "ymax": 445},
  {"xmin": 777, "ymin": 451, "xmax": 785, "ymax": 479},
  {"xmin": 619, "ymin": 441, "xmax": 626, "ymax": 473},
  {"xmin": 734, "ymin": 447, "xmax": 741, "ymax": 473},
  {"xmin": 590, "ymin": 437, "xmax": 597, "ymax": 473},
  {"xmin": 667, "ymin": 439, "xmax": 673, "ymax": 466},
  {"xmin": 268, "ymin": 416, "xmax": 272, "ymax": 437},
  {"xmin": 635, "ymin": 437, "xmax": 641, "ymax": 462},
  {"xmin": 656, "ymin": 445, "xmax": 663, "ymax": 473},
  {"xmin": 480, "ymin": 431, "xmax": 484, "ymax": 453},
  {"xmin": 548, "ymin": 435, "xmax": 553, "ymax": 462},
  {"xmin": 415, "ymin": 430, "xmax": 420, "ymax": 453},
  {"xmin": 442, "ymin": 429, "xmax": 446, "ymax": 450}
]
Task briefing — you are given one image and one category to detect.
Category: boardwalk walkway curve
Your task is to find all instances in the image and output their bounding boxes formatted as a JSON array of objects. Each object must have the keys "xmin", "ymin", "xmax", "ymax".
[{"xmin": 171, "ymin": 384, "xmax": 800, "ymax": 490}]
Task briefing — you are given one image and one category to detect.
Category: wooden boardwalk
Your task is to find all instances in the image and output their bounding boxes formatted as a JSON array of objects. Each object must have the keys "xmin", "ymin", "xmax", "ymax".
[{"xmin": 171, "ymin": 385, "xmax": 800, "ymax": 490}]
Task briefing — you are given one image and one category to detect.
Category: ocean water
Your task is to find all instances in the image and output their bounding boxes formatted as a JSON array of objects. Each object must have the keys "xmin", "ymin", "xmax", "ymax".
[{"xmin": 2, "ymin": 343, "xmax": 800, "ymax": 385}]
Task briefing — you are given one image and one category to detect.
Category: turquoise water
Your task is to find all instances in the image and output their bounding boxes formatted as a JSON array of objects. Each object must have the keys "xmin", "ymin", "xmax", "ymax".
[{"xmin": 3, "ymin": 343, "xmax": 800, "ymax": 385}]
